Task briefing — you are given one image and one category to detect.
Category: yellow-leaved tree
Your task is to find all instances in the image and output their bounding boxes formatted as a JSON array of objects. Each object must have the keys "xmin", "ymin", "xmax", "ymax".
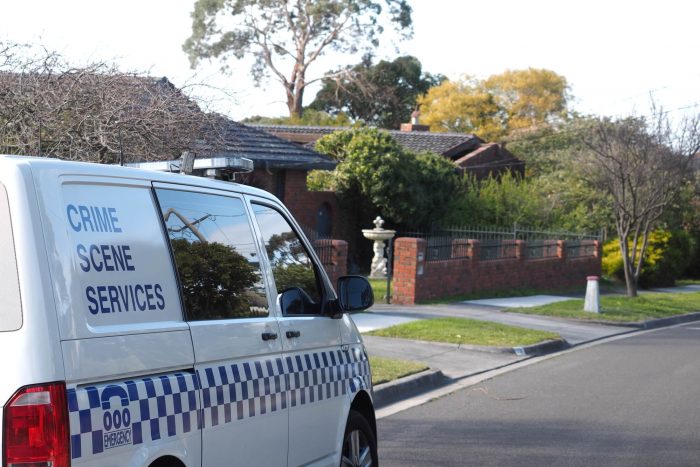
[
  {"xmin": 417, "ymin": 68, "xmax": 570, "ymax": 140},
  {"xmin": 485, "ymin": 68, "xmax": 570, "ymax": 132}
]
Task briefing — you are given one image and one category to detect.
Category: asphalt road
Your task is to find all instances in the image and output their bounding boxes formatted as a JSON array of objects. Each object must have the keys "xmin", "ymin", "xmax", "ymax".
[{"xmin": 378, "ymin": 323, "xmax": 700, "ymax": 466}]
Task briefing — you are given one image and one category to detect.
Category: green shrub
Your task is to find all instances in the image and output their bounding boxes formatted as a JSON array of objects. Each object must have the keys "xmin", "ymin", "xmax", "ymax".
[{"xmin": 602, "ymin": 230, "xmax": 693, "ymax": 288}]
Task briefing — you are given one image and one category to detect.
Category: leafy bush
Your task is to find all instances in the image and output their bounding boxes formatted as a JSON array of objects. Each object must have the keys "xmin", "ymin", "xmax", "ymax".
[
  {"xmin": 314, "ymin": 127, "xmax": 460, "ymax": 228},
  {"xmin": 601, "ymin": 230, "xmax": 693, "ymax": 288}
]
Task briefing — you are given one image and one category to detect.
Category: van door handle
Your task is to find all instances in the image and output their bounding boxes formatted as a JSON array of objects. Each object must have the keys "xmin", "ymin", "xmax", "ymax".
[
  {"xmin": 261, "ymin": 332, "xmax": 278, "ymax": 341},
  {"xmin": 286, "ymin": 330, "xmax": 301, "ymax": 339}
]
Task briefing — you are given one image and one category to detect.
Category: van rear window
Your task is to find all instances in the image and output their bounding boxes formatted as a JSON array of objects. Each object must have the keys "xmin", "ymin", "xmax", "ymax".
[{"xmin": 0, "ymin": 183, "xmax": 22, "ymax": 331}]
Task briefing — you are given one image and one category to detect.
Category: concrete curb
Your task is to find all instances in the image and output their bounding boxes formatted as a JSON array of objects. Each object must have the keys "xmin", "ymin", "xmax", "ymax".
[
  {"xmin": 569, "ymin": 312, "xmax": 700, "ymax": 329},
  {"xmin": 373, "ymin": 369, "xmax": 446, "ymax": 409},
  {"xmin": 638, "ymin": 312, "xmax": 700, "ymax": 329},
  {"xmin": 511, "ymin": 338, "xmax": 571, "ymax": 356}
]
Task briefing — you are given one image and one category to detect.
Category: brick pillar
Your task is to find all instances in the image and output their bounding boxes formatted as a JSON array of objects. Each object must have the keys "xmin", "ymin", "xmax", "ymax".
[
  {"xmin": 314, "ymin": 239, "xmax": 348, "ymax": 286},
  {"xmin": 557, "ymin": 240, "xmax": 567, "ymax": 260},
  {"xmin": 451, "ymin": 238, "xmax": 470, "ymax": 259},
  {"xmin": 392, "ymin": 237, "xmax": 426, "ymax": 305},
  {"xmin": 331, "ymin": 240, "xmax": 348, "ymax": 281},
  {"xmin": 515, "ymin": 240, "xmax": 526, "ymax": 260},
  {"xmin": 468, "ymin": 239, "xmax": 481, "ymax": 262}
]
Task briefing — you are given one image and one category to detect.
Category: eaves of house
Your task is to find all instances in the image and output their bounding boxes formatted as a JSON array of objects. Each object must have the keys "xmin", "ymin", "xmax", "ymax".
[{"xmin": 203, "ymin": 118, "xmax": 337, "ymax": 171}]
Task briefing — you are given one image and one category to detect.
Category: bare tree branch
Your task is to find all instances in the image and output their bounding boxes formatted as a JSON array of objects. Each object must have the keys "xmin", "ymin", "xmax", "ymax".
[
  {"xmin": 0, "ymin": 41, "xmax": 225, "ymax": 164},
  {"xmin": 583, "ymin": 108, "xmax": 699, "ymax": 296}
]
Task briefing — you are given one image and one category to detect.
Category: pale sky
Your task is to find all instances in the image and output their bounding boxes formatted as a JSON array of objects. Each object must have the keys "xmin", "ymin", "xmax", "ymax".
[{"xmin": 1, "ymin": 0, "xmax": 698, "ymax": 123}]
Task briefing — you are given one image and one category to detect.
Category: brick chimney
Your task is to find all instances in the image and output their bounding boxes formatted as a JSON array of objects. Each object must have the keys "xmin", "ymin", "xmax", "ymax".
[{"xmin": 400, "ymin": 110, "xmax": 430, "ymax": 132}]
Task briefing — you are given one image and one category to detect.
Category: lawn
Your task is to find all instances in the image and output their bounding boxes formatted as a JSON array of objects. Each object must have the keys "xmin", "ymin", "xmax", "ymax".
[
  {"xmin": 367, "ymin": 317, "xmax": 560, "ymax": 347},
  {"xmin": 516, "ymin": 291, "xmax": 700, "ymax": 323},
  {"xmin": 369, "ymin": 356, "xmax": 428, "ymax": 386},
  {"xmin": 368, "ymin": 278, "xmax": 391, "ymax": 302}
]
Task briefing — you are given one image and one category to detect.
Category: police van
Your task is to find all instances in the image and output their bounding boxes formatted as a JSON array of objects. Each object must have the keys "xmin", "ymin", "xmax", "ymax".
[{"xmin": 0, "ymin": 155, "xmax": 377, "ymax": 467}]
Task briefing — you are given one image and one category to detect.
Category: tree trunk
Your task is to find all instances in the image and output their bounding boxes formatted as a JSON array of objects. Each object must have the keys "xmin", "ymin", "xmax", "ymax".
[
  {"xmin": 619, "ymin": 237, "xmax": 638, "ymax": 297},
  {"xmin": 286, "ymin": 88, "xmax": 304, "ymax": 119}
]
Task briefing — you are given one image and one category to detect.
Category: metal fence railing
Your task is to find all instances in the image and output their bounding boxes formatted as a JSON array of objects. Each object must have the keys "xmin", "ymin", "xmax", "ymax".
[
  {"xmin": 523, "ymin": 240, "xmax": 559, "ymax": 260},
  {"xmin": 432, "ymin": 224, "xmax": 602, "ymax": 241},
  {"xmin": 566, "ymin": 239, "xmax": 599, "ymax": 259},
  {"xmin": 398, "ymin": 224, "xmax": 600, "ymax": 263}
]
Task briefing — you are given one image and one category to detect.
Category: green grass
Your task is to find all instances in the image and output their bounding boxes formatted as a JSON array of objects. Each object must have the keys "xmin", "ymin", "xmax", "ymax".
[
  {"xmin": 516, "ymin": 291, "xmax": 700, "ymax": 322},
  {"xmin": 367, "ymin": 317, "xmax": 560, "ymax": 347},
  {"xmin": 369, "ymin": 356, "xmax": 428, "ymax": 386},
  {"xmin": 368, "ymin": 278, "xmax": 391, "ymax": 302}
]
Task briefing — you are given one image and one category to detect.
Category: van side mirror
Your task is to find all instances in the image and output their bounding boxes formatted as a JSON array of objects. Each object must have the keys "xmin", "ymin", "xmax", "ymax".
[{"xmin": 336, "ymin": 276, "xmax": 374, "ymax": 312}]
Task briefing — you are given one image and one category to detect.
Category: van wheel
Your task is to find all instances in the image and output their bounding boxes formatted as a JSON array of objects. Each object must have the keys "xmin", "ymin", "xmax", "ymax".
[{"xmin": 341, "ymin": 409, "xmax": 377, "ymax": 467}]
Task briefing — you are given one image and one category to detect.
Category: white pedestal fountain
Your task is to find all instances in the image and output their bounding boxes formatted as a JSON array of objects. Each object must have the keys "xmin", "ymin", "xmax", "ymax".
[{"xmin": 362, "ymin": 216, "xmax": 396, "ymax": 279}]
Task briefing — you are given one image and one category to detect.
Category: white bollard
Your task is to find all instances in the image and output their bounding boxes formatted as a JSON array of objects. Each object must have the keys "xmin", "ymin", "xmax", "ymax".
[{"xmin": 584, "ymin": 275, "xmax": 600, "ymax": 313}]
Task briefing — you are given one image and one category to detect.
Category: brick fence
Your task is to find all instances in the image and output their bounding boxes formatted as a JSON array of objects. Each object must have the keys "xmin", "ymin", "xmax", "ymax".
[
  {"xmin": 392, "ymin": 238, "xmax": 601, "ymax": 305},
  {"xmin": 314, "ymin": 239, "xmax": 348, "ymax": 286}
]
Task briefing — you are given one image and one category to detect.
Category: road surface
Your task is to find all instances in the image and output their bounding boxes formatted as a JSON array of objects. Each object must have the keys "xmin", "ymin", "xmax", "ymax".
[{"xmin": 378, "ymin": 323, "xmax": 700, "ymax": 466}]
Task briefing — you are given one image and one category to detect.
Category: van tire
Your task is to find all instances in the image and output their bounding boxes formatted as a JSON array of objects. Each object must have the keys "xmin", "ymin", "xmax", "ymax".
[
  {"xmin": 149, "ymin": 456, "xmax": 185, "ymax": 467},
  {"xmin": 341, "ymin": 409, "xmax": 378, "ymax": 467}
]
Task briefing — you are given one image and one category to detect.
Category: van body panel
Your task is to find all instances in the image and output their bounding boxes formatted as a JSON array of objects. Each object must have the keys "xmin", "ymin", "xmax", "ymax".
[
  {"xmin": 152, "ymin": 184, "xmax": 291, "ymax": 466},
  {"xmin": 60, "ymin": 328, "xmax": 194, "ymax": 383},
  {"xmin": 188, "ymin": 319, "xmax": 289, "ymax": 466},
  {"xmin": 66, "ymin": 371, "xmax": 201, "ymax": 466},
  {"xmin": 33, "ymin": 176, "xmax": 184, "ymax": 341},
  {"xmin": 246, "ymin": 197, "xmax": 355, "ymax": 466},
  {"xmin": 0, "ymin": 160, "xmax": 66, "ymax": 397}
]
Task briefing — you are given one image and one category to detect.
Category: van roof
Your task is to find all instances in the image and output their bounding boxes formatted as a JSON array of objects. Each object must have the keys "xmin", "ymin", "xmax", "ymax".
[{"xmin": 0, "ymin": 154, "xmax": 279, "ymax": 201}]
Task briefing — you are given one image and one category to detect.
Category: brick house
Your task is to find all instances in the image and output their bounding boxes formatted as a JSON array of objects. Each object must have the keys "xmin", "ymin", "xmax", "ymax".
[{"xmin": 249, "ymin": 121, "xmax": 525, "ymax": 179}]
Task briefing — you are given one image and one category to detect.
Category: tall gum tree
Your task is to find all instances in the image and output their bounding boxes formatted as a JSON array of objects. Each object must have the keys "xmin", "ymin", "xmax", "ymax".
[{"xmin": 183, "ymin": 0, "xmax": 413, "ymax": 118}]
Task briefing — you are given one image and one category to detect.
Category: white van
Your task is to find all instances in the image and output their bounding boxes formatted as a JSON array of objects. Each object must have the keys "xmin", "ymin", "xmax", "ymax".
[{"xmin": 0, "ymin": 155, "xmax": 376, "ymax": 467}]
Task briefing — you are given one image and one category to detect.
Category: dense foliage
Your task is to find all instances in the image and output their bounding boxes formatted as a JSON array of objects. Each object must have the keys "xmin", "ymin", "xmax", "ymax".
[
  {"xmin": 242, "ymin": 109, "xmax": 352, "ymax": 127},
  {"xmin": 309, "ymin": 55, "xmax": 444, "ymax": 129},
  {"xmin": 417, "ymin": 68, "xmax": 570, "ymax": 140},
  {"xmin": 314, "ymin": 127, "xmax": 459, "ymax": 229},
  {"xmin": 602, "ymin": 231, "xmax": 694, "ymax": 288}
]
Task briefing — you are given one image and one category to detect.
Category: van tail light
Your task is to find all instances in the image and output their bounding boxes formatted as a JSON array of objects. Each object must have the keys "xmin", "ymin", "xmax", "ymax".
[{"xmin": 3, "ymin": 382, "xmax": 69, "ymax": 467}]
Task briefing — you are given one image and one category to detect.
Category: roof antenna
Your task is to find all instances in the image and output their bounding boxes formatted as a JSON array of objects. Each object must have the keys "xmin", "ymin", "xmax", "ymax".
[
  {"xmin": 38, "ymin": 121, "xmax": 42, "ymax": 157},
  {"xmin": 119, "ymin": 129, "xmax": 125, "ymax": 166},
  {"xmin": 179, "ymin": 151, "xmax": 195, "ymax": 174}
]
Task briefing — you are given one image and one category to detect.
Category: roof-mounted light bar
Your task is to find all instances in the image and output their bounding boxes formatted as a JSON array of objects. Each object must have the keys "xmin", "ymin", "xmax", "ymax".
[{"xmin": 125, "ymin": 156, "xmax": 254, "ymax": 179}]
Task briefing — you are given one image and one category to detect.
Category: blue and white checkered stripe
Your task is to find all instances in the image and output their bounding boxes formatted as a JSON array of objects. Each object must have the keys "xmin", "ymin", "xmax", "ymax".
[
  {"xmin": 67, "ymin": 347, "xmax": 370, "ymax": 460},
  {"xmin": 285, "ymin": 347, "xmax": 370, "ymax": 408},
  {"xmin": 67, "ymin": 372, "xmax": 200, "ymax": 460},
  {"xmin": 198, "ymin": 356, "xmax": 288, "ymax": 428}
]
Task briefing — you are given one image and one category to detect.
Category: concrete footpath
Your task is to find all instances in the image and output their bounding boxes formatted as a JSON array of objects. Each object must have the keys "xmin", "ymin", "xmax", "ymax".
[{"xmin": 355, "ymin": 290, "xmax": 700, "ymax": 409}]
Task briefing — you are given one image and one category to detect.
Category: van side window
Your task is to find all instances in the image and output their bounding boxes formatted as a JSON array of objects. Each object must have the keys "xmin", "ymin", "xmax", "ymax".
[
  {"xmin": 156, "ymin": 189, "xmax": 269, "ymax": 320},
  {"xmin": 251, "ymin": 203, "xmax": 323, "ymax": 315},
  {"xmin": 0, "ymin": 183, "xmax": 21, "ymax": 331}
]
